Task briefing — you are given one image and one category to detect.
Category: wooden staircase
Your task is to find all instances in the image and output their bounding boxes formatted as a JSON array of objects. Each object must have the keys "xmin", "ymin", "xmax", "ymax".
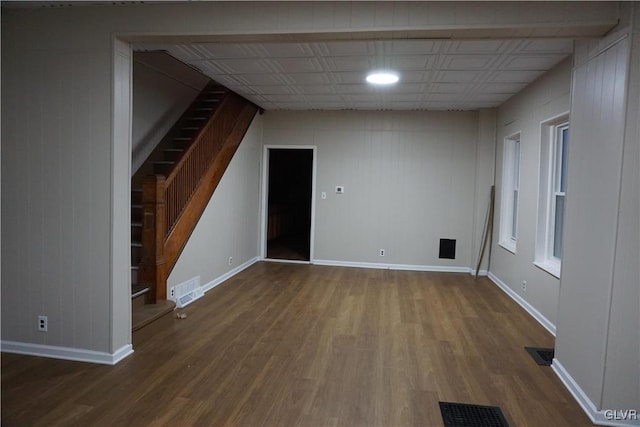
[{"xmin": 130, "ymin": 81, "xmax": 259, "ymax": 341}]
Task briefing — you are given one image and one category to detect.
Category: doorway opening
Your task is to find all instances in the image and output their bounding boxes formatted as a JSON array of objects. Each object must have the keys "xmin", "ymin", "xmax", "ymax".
[{"xmin": 265, "ymin": 148, "xmax": 314, "ymax": 261}]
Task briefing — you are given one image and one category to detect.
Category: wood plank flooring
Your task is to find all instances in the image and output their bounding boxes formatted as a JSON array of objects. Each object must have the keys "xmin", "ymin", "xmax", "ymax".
[{"xmin": 2, "ymin": 262, "xmax": 592, "ymax": 426}]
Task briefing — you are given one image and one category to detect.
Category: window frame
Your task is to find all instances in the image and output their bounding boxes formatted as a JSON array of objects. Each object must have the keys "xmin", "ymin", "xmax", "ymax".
[
  {"xmin": 535, "ymin": 113, "xmax": 569, "ymax": 278},
  {"xmin": 499, "ymin": 132, "xmax": 522, "ymax": 254}
]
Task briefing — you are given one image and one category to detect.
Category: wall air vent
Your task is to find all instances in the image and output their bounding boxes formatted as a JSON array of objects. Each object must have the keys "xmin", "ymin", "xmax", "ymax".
[
  {"xmin": 171, "ymin": 276, "xmax": 203, "ymax": 308},
  {"xmin": 439, "ymin": 239, "xmax": 456, "ymax": 259}
]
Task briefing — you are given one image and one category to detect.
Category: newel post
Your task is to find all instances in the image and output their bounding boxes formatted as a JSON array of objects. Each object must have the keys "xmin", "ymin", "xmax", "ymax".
[{"xmin": 138, "ymin": 175, "xmax": 167, "ymax": 303}]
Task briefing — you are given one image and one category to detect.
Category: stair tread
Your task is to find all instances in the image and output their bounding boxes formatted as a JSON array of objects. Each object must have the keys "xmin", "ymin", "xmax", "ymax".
[
  {"xmin": 154, "ymin": 161, "xmax": 174, "ymax": 164},
  {"xmin": 132, "ymin": 242, "xmax": 142, "ymax": 247},
  {"xmin": 163, "ymin": 148, "xmax": 184, "ymax": 152},
  {"xmin": 131, "ymin": 221, "xmax": 142, "ymax": 227},
  {"xmin": 132, "ymin": 300, "xmax": 176, "ymax": 332}
]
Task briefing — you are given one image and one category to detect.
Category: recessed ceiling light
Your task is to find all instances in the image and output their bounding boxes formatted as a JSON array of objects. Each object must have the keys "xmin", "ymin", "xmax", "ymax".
[{"xmin": 366, "ymin": 71, "xmax": 399, "ymax": 85}]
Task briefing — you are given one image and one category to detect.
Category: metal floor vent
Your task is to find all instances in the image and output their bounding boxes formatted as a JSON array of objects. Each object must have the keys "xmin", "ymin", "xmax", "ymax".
[
  {"xmin": 439, "ymin": 402, "xmax": 509, "ymax": 427},
  {"xmin": 525, "ymin": 347, "xmax": 554, "ymax": 366}
]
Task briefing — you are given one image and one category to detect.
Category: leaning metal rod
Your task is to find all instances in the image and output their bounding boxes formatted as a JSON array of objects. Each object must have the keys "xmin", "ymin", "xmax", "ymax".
[{"xmin": 475, "ymin": 185, "xmax": 495, "ymax": 280}]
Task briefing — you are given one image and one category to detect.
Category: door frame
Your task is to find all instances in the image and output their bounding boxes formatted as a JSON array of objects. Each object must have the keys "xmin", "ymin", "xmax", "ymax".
[{"xmin": 260, "ymin": 145, "xmax": 317, "ymax": 263}]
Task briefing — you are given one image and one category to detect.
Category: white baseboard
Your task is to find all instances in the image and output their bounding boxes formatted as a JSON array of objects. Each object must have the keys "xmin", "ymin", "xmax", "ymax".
[
  {"xmin": 0, "ymin": 341, "xmax": 133, "ymax": 365},
  {"xmin": 487, "ymin": 272, "xmax": 556, "ymax": 336},
  {"xmin": 202, "ymin": 256, "xmax": 260, "ymax": 294},
  {"xmin": 313, "ymin": 259, "xmax": 471, "ymax": 273},
  {"xmin": 470, "ymin": 269, "xmax": 489, "ymax": 276},
  {"xmin": 552, "ymin": 359, "xmax": 640, "ymax": 426}
]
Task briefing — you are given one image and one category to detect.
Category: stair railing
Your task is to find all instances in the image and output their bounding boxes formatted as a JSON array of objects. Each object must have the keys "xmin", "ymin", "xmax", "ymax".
[{"xmin": 138, "ymin": 92, "xmax": 257, "ymax": 303}]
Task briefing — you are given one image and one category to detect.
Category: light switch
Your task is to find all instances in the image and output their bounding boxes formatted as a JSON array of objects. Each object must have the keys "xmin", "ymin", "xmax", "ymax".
[{"xmin": 321, "ymin": 192, "xmax": 327, "ymax": 199}]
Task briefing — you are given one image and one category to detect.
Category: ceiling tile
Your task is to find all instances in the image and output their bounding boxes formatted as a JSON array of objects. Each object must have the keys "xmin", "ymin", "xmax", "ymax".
[
  {"xmin": 299, "ymin": 85, "xmax": 336, "ymax": 94},
  {"xmin": 431, "ymin": 83, "xmax": 473, "ymax": 94},
  {"xmin": 232, "ymin": 73, "xmax": 289, "ymax": 85},
  {"xmin": 489, "ymin": 70, "xmax": 546, "ymax": 83},
  {"xmin": 259, "ymin": 43, "xmax": 314, "ymax": 57},
  {"xmin": 320, "ymin": 41, "xmax": 374, "ymax": 56},
  {"xmin": 448, "ymin": 40, "xmax": 513, "ymax": 54},
  {"xmin": 518, "ymin": 39, "xmax": 574, "ymax": 54},
  {"xmin": 286, "ymin": 73, "xmax": 331, "ymax": 85},
  {"xmin": 331, "ymin": 72, "xmax": 368, "ymax": 84},
  {"xmin": 428, "ymin": 93, "xmax": 464, "ymax": 102},
  {"xmin": 390, "ymin": 55, "xmax": 437, "ymax": 70},
  {"xmin": 273, "ymin": 57, "xmax": 324, "ymax": 73},
  {"xmin": 138, "ymin": 36, "xmax": 573, "ymax": 111},
  {"xmin": 252, "ymin": 85, "xmax": 298, "ymax": 95},
  {"xmin": 386, "ymin": 40, "xmax": 441, "ymax": 55},
  {"xmin": 433, "ymin": 70, "xmax": 480, "ymax": 83},
  {"xmin": 477, "ymin": 82, "xmax": 528, "ymax": 94},
  {"xmin": 442, "ymin": 55, "xmax": 496, "ymax": 70},
  {"xmin": 500, "ymin": 55, "xmax": 566, "ymax": 70},
  {"xmin": 327, "ymin": 56, "xmax": 374, "ymax": 72}
]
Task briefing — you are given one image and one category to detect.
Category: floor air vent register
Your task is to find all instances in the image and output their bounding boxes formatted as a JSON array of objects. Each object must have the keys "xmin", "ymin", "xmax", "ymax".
[
  {"xmin": 525, "ymin": 347, "xmax": 555, "ymax": 366},
  {"xmin": 170, "ymin": 276, "xmax": 203, "ymax": 308},
  {"xmin": 439, "ymin": 402, "xmax": 509, "ymax": 427}
]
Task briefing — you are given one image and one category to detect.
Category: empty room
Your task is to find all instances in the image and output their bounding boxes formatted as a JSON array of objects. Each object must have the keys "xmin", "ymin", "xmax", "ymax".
[{"xmin": 1, "ymin": 2, "xmax": 639, "ymax": 426}]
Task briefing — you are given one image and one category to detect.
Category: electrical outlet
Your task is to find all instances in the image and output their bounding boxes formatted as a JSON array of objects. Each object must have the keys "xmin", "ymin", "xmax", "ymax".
[
  {"xmin": 522, "ymin": 280, "xmax": 527, "ymax": 291},
  {"xmin": 170, "ymin": 287, "xmax": 175, "ymax": 299},
  {"xmin": 38, "ymin": 315, "xmax": 48, "ymax": 332},
  {"xmin": 379, "ymin": 249, "xmax": 385, "ymax": 257},
  {"xmin": 228, "ymin": 256, "xmax": 233, "ymax": 266}
]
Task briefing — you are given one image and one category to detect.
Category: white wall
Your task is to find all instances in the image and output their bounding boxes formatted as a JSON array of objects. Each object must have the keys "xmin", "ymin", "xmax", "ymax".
[
  {"xmin": 262, "ymin": 110, "xmax": 492, "ymax": 271},
  {"xmin": 554, "ymin": 10, "xmax": 639, "ymax": 416},
  {"xmin": 602, "ymin": 6, "xmax": 640, "ymax": 411},
  {"xmin": 1, "ymin": 17, "xmax": 118, "ymax": 355},
  {"xmin": 0, "ymin": 1, "xmax": 624, "ymax": 362},
  {"xmin": 132, "ymin": 52, "xmax": 208, "ymax": 174},
  {"xmin": 168, "ymin": 114, "xmax": 263, "ymax": 291},
  {"xmin": 490, "ymin": 58, "xmax": 571, "ymax": 329}
]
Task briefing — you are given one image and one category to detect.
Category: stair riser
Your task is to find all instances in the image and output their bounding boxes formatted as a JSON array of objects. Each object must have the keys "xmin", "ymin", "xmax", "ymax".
[
  {"xmin": 131, "ymin": 190, "xmax": 142, "ymax": 205},
  {"xmin": 131, "ymin": 206, "xmax": 142, "ymax": 224},
  {"xmin": 153, "ymin": 163, "xmax": 174, "ymax": 176},
  {"xmin": 131, "ymin": 245, "xmax": 142, "ymax": 265},
  {"xmin": 131, "ymin": 268, "xmax": 138, "ymax": 285},
  {"xmin": 162, "ymin": 150, "xmax": 184, "ymax": 162},
  {"xmin": 131, "ymin": 224, "xmax": 142, "ymax": 242}
]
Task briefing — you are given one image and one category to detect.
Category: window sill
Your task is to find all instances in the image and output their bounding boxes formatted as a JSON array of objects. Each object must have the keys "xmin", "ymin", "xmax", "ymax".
[
  {"xmin": 499, "ymin": 241, "xmax": 517, "ymax": 255},
  {"xmin": 534, "ymin": 260, "xmax": 561, "ymax": 279}
]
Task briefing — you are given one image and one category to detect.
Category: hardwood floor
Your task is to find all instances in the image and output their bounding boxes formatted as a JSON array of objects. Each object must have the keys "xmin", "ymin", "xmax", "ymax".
[{"xmin": 2, "ymin": 263, "xmax": 591, "ymax": 426}]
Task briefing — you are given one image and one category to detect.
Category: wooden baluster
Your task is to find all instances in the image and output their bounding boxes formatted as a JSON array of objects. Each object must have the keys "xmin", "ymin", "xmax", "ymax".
[{"xmin": 138, "ymin": 175, "xmax": 167, "ymax": 303}]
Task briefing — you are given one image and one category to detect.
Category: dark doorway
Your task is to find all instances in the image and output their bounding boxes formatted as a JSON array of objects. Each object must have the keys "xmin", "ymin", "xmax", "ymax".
[{"xmin": 266, "ymin": 149, "xmax": 313, "ymax": 261}]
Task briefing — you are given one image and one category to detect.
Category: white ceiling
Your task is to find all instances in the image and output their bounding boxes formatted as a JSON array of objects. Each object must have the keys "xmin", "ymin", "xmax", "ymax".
[{"xmin": 136, "ymin": 38, "xmax": 573, "ymax": 111}]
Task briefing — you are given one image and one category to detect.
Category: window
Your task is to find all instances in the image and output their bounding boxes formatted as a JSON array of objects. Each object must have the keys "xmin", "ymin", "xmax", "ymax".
[
  {"xmin": 535, "ymin": 114, "xmax": 569, "ymax": 277},
  {"xmin": 499, "ymin": 133, "xmax": 521, "ymax": 253}
]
